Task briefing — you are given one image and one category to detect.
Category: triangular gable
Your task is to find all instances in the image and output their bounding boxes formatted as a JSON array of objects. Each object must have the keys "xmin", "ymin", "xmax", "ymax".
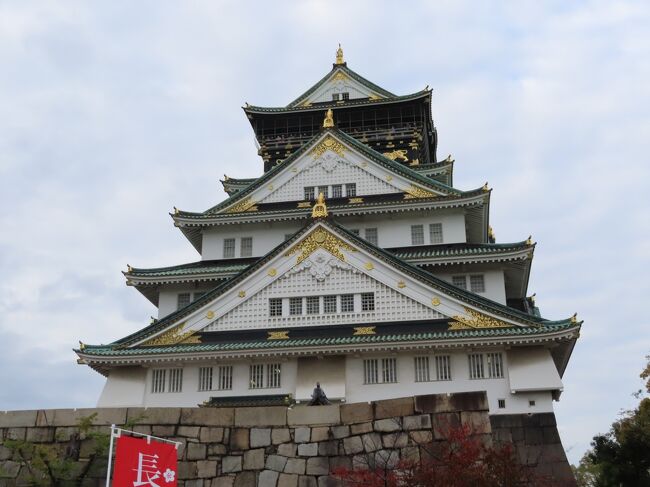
[{"xmin": 126, "ymin": 220, "xmax": 546, "ymax": 348}]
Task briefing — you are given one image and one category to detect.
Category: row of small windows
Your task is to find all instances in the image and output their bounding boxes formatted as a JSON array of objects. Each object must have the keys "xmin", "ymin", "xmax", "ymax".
[
  {"xmin": 410, "ymin": 223, "xmax": 443, "ymax": 245},
  {"xmin": 304, "ymin": 183, "xmax": 356, "ymax": 200},
  {"xmin": 177, "ymin": 291, "xmax": 207, "ymax": 310},
  {"xmin": 332, "ymin": 92, "xmax": 350, "ymax": 101},
  {"xmin": 223, "ymin": 237, "xmax": 253, "ymax": 258},
  {"xmin": 269, "ymin": 293, "xmax": 375, "ymax": 317},
  {"xmin": 348, "ymin": 227, "xmax": 378, "ymax": 245},
  {"xmin": 452, "ymin": 274, "xmax": 486, "ymax": 294}
]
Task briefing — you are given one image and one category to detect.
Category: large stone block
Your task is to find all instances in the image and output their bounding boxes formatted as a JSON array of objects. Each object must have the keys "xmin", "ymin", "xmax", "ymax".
[
  {"xmin": 272, "ymin": 428, "xmax": 291, "ymax": 444},
  {"xmin": 382, "ymin": 432, "xmax": 408, "ymax": 449},
  {"xmin": 340, "ymin": 402, "xmax": 372, "ymax": 424},
  {"xmin": 278, "ymin": 443, "xmax": 297, "ymax": 457},
  {"xmin": 460, "ymin": 411, "xmax": 491, "ymax": 435},
  {"xmin": 244, "ymin": 448, "xmax": 266, "ymax": 470},
  {"xmin": 350, "ymin": 422, "xmax": 372, "ymax": 435},
  {"xmin": 197, "ymin": 460, "xmax": 218, "ymax": 478},
  {"xmin": 298, "ymin": 475, "xmax": 318, "ymax": 487},
  {"xmin": 200, "ymin": 426, "xmax": 225, "ymax": 443},
  {"xmin": 212, "ymin": 475, "xmax": 236, "ymax": 487},
  {"xmin": 234, "ymin": 471, "xmax": 257, "ymax": 487},
  {"xmin": 250, "ymin": 428, "xmax": 272, "ymax": 448},
  {"xmin": 127, "ymin": 407, "xmax": 181, "ymax": 425},
  {"xmin": 284, "ymin": 458, "xmax": 306, "ymax": 475},
  {"xmin": 373, "ymin": 398, "xmax": 413, "ymax": 420},
  {"xmin": 329, "ymin": 456, "xmax": 351, "ymax": 471},
  {"xmin": 152, "ymin": 425, "xmax": 176, "ymax": 437},
  {"xmin": 310, "ymin": 427, "xmax": 330, "ymax": 442},
  {"xmin": 177, "ymin": 425, "xmax": 201, "ymax": 438},
  {"xmin": 306, "ymin": 456, "xmax": 329, "ymax": 475},
  {"xmin": 0, "ymin": 410, "xmax": 37, "ymax": 428},
  {"xmin": 373, "ymin": 418, "xmax": 401, "ymax": 433},
  {"xmin": 278, "ymin": 473, "xmax": 299, "ymax": 487},
  {"xmin": 5, "ymin": 428, "xmax": 26, "ymax": 440},
  {"xmin": 432, "ymin": 412, "xmax": 460, "ymax": 439},
  {"xmin": 50, "ymin": 408, "xmax": 127, "ymax": 427},
  {"xmin": 318, "ymin": 440, "xmax": 339, "ymax": 456},
  {"xmin": 288, "ymin": 406, "xmax": 340, "ymax": 426},
  {"xmin": 0, "ymin": 460, "xmax": 21, "ymax": 479},
  {"xmin": 236, "ymin": 406, "xmax": 286, "ymax": 427},
  {"xmin": 343, "ymin": 436, "xmax": 364, "ymax": 455},
  {"xmin": 230, "ymin": 428, "xmax": 250, "ymax": 450},
  {"xmin": 361, "ymin": 433, "xmax": 382, "ymax": 453},
  {"xmin": 222, "ymin": 455, "xmax": 243, "ymax": 473},
  {"xmin": 259, "ymin": 469, "xmax": 280, "ymax": 487},
  {"xmin": 403, "ymin": 414, "xmax": 431, "ymax": 430},
  {"xmin": 25, "ymin": 427, "xmax": 54, "ymax": 443},
  {"xmin": 294, "ymin": 427, "xmax": 311, "ymax": 443},
  {"xmin": 297, "ymin": 442, "xmax": 318, "ymax": 457},
  {"xmin": 266, "ymin": 454, "xmax": 289, "ymax": 472},
  {"xmin": 181, "ymin": 408, "xmax": 234, "ymax": 426},
  {"xmin": 178, "ymin": 461, "xmax": 199, "ymax": 480},
  {"xmin": 330, "ymin": 425, "xmax": 349, "ymax": 439},
  {"xmin": 415, "ymin": 392, "xmax": 488, "ymax": 414},
  {"xmin": 375, "ymin": 449, "xmax": 399, "ymax": 469},
  {"xmin": 187, "ymin": 442, "xmax": 207, "ymax": 460},
  {"xmin": 410, "ymin": 430, "xmax": 433, "ymax": 444}
]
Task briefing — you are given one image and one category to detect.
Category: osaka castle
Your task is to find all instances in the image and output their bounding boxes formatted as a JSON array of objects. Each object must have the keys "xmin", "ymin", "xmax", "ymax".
[{"xmin": 76, "ymin": 46, "xmax": 581, "ymax": 414}]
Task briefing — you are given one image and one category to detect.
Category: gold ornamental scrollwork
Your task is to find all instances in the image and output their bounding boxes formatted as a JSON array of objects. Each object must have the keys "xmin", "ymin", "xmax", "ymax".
[
  {"xmin": 284, "ymin": 228, "xmax": 357, "ymax": 264},
  {"xmin": 403, "ymin": 185, "xmax": 437, "ymax": 199},
  {"xmin": 353, "ymin": 326, "xmax": 376, "ymax": 336},
  {"xmin": 311, "ymin": 135, "xmax": 347, "ymax": 159},
  {"xmin": 268, "ymin": 330, "xmax": 289, "ymax": 340},
  {"xmin": 448, "ymin": 308, "xmax": 512, "ymax": 331},
  {"xmin": 224, "ymin": 197, "xmax": 257, "ymax": 214},
  {"xmin": 143, "ymin": 322, "xmax": 200, "ymax": 346}
]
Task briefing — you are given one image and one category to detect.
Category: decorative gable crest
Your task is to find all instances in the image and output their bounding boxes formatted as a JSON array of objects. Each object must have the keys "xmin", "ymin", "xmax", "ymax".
[{"xmin": 285, "ymin": 228, "xmax": 356, "ymax": 264}]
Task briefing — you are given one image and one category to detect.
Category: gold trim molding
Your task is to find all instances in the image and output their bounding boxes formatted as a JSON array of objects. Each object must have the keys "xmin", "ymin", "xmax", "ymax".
[
  {"xmin": 311, "ymin": 135, "xmax": 346, "ymax": 159},
  {"xmin": 403, "ymin": 185, "xmax": 437, "ymax": 199},
  {"xmin": 143, "ymin": 322, "xmax": 200, "ymax": 346},
  {"xmin": 353, "ymin": 326, "xmax": 376, "ymax": 335},
  {"xmin": 225, "ymin": 197, "xmax": 257, "ymax": 214},
  {"xmin": 448, "ymin": 308, "xmax": 512, "ymax": 330},
  {"xmin": 268, "ymin": 330, "xmax": 289, "ymax": 340},
  {"xmin": 284, "ymin": 228, "xmax": 357, "ymax": 264}
]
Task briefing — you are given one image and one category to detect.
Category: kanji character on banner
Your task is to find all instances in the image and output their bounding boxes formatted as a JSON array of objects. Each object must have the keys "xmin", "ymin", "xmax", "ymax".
[{"xmin": 112, "ymin": 435, "xmax": 178, "ymax": 487}]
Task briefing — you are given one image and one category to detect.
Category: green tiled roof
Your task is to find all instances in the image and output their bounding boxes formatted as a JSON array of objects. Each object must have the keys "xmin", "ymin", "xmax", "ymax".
[{"xmin": 127, "ymin": 261, "xmax": 250, "ymax": 279}]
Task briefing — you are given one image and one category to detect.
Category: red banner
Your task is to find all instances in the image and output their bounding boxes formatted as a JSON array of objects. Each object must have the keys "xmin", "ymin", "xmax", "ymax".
[{"xmin": 112, "ymin": 435, "xmax": 178, "ymax": 487}]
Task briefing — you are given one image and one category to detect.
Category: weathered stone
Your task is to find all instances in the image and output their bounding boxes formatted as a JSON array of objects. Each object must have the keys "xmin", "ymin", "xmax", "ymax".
[
  {"xmin": 272, "ymin": 428, "xmax": 291, "ymax": 444},
  {"xmin": 542, "ymin": 426, "xmax": 561, "ymax": 444},
  {"xmin": 278, "ymin": 473, "xmax": 299, "ymax": 487},
  {"xmin": 318, "ymin": 440, "xmax": 339, "ymax": 456},
  {"xmin": 294, "ymin": 426, "xmax": 311, "ymax": 443},
  {"xmin": 5, "ymin": 428, "xmax": 26, "ymax": 440},
  {"xmin": 298, "ymin": 442, "xmax": 318, "ymax": 456},
  {"xmin": 187, "ymin": 442, "xmax": 207, "ymax": 460},
  {"xmin": 414, "ymin": 392, "xmax": 488, "ymax": 414},
  {"xmin": 200, "ymin": 426, "xmax": 225, "ymax": 443},
  {"xmin": 306, "ymin": 456, "xmax": 329, "ymax": 475},
  {"xmin": 284, "ymin": 458, "xmax": 306, "ymax": 474},
  {"xmin": 236, "ymin": 407, "xmax": 286, "ymax": 427},
  {"xmin": 26, "ymin": 427, "xmax": 54, "ymax": 443},
  {"xmin": 403, "ymin": 414, "xmax": 431, "ymax": 430},
  {"xmin": 350, "ymin": 422, "xmax": 372, "ymax": 435},
  {"xmin": 0, "ymin": 460, "xmax": 21, "ymax": 478},
  {"xmin": 278, "ymin": 443, "xmax": 297, "ymax": 457},
  {"xmin": 310, "ymin": 427, "xmax": 330, "ymax": 442},
  {"xmin": 234, "ymin": 471, "xmax": 257, "ymax": 487},
  {"xmin": 244, "ymin": 448, "xmax": 265, "ymax": 470},
  {"xmin": 353, "ymin": 453, "xmax": 373, "ymax": 470},
  {"xmin": 259, "ymin": 469, "xmax": 280, "ymax": 487},
  {"xmin": 330, "ymin": 425, "xmax": 349, "ymax": 439},
  {"xmin": 54, "ymin": 426, "xmax": 78, "ymax": 441},
  {"xmin": 410, "ymin": 430, "xmax": 433, "ymax": 444},
  {"xmin": 318, "ymin": 476, "xmax": 342, "ymax": 487},
  {"xmin": 222, "ymin": 455, "xmax": 243, "ymax": 473},
  {"xmin": 0, "ymin": 410, "xmax": 38, "ymax": 428},
  {"xmin": 250, "ymin": 428, "xmax": 272, "ymax": 448},
  {"xmin": 127, "ymin": 407, "xmax": 181, "ymax": 425},
  {"xmin": 211, "ymin": 475, "xmax": 235, "ymax": 487},
  {"xmin": 288, "ymin": 406, "xmax": 340, "ymax": 426},
  {"xmin": 197, "ymin": 460, "xmax": 218, "ymax": 478},
  {"xmin": 182, "ymin": 408, "xmax": 234, "ymax": 427},
  {"xmin": 298, "ymin": 475, "xmax": 318, "ymax": 487},
  {"xmin": 0, "ymin": 445, "xmax": 13, "ymax": 461},
  {"xmin": 185, "ymin": 480, "xmax": 203, "ymax": 487},
  {"xmin": 432, "ymin": 412, "xmax": 461, "ymax": 439},
  {"xmin": 382, "ymin": 432, "xmax": 408, "ymax": 448},
  {"xmin": 373, "ymin": 418, "xmax": 401, "ymax": 432},
  {"xmin": 152, "ymin": 425, "xmax": 176, "ymax": 437},
  {"xmin": 375, "ymin": 449, "xmax": 399, "ymax": 469},
  {"xmin": 524, "ymin": 426, "xmax": 544, "ymax": 445},
  {"xmin": 401, "ymin": 446, "xmax": 420, "ymax": 463},
  {"xmin": 373, "ymin": 397, "xmax": 414, "ymax": 420},
  {"xmin": 329, "ymin": 455, "xmax": 352, "ymax": 471},
  {"xmin": 178, "ymin": 461, "xmax": 198, "ymax": 480},
  {"xmin": 230, "ymin": 428, "xmax": 249, "ymax": 450},
  {"xmin": 361, "ymin": 433, "xmax": 382, "ymax": 452},
  {"xmin": 266, "ymin": 454, "xmax": 289, "ymax": 472},
  {"xmin": 209, "ymin": 443, "xmax": 228, "ymax": 456},
  {"xmin": 132, "ymin": 425, "xmax": 152, "ymax": 436},
  {"xmin": 343, "ymin": 435, "xmax": 364, "ymax": 455},
  {"xmin": 461, "ymin": 411, "xmax": 491, "ymax": 435},
  {"xmin": 178, "ymin": 425, "xmax": 201, "ymax": 438},
  {"xmin": 340, "ymin": 402, "xmax": 373, "ymax": 424}
]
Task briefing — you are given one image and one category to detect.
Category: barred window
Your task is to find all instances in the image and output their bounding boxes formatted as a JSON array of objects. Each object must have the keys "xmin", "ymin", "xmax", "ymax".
[
  {"xmin": 411, "ymin": 225, "xmax": 424, "ymax": 245},
  {"xmin": 198, "ymin": 367, "xmax": 212, "ymax": 391},
  {"xmin": 382, "ymin": 358, "xmax": 398, "ymax": 383},
  {"xmin": 223, "ymin": 238, "xmax": 236, "ymax": 258},
  {"xmin": 289, "ymin": 297, "xmax": 303, "ymax": 315},
  {"xmin": 487, "ymin": 353, "xmax": 504, "ymax": 378},
  {"xmin": 267, "ymin": 363, "xmax": 282, "ymax": 388},
  {"xmin": 470, "ymin": 275, "xmax": 485, "ymax": 293},
  {"xmin": 452, "ymin": 275, "xmax": 467, "ymax": 290},
  {"xmin": 306, "ymin": 296, "xmax": 320, "ymax": 315},
  {"xmin": 317, "ymin": 186, "xmax": 328, "ymax": 198},
  {"xmin": 304, "ymin": 186, "xmax": 315, "ymax": 200},
  {"xmin": 323, "ymin": 295, "xmax": 337, "ymax": 314},
  {"xmin": 177, "ymin": 293, "xmax": 191, "ymax": 310},
  {"xmin": 249, "ymin": 364, "xmax": 265, "ymax": 389},
  {"xmin": 468, "ymin": 354, "xmax": 484, "ymax": 379},
  {"xmin": 342, "ymin": 92, "xmax": 350, "ymax": 101},
  {"xmin": 332, "ymin": 184, "xmax": 343, "ymax": 198},
  {"xmin": 365, "ymin": 228, "xmax": 378, "ymax": 245},
  {"xmin": 332, "ymin": 93, "xmax": 340, "ymax": 101},
  {"xmin": 218, "ymin": 365, "xmax": 233, "ymax": 390},
  {"xmin": 414, "ymin": 356, "xmax": 430, "ymax": 382},
  {"xmin": 429, "ymin": 223, "xmax": 443, "ymax": 244},
  {"xmin": 498, "ymin": 399, "xmax": 506, "ymax": 409},
  {"xmin": 249, "ymin": 364, "xmax": 280, "ymax": 389},
  {"xmin": 168, "ymin": 368, "xmax": 183, "ymax": 393},
  {"xmin": 435, "ymin": 355, "xmax": 452, "ymax": 381},
  {"xmin": 364, "ymin": 359, "xmax": 379, "ymax": 384},
  {"xmin": 361, "ymin": 292, "xmax": 375, "ymax": 311},
  {"xmin": 240, "ymin": 237, "xmax": 253, "ymax": 257},
  {"xmin": 269, "ymin": 298, "xmax": 283, "ymax": 317},
  {"xmin": 345, "ymin": 183, "xmax": 356, "ymax": 197},
  {"xmin": 151, "ymin": 369, "xmax": 166, "ymax": 393},
  {"xmin": 341, "ymin": 294, "xmax": 354, "ymax": 313}
]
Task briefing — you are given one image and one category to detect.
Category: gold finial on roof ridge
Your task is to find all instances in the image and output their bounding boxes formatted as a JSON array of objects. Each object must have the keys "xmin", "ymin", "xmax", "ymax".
[
  {"xmin": 571, "ymin": 313, "xmax": 578, "ymax": 324},
  {"xmin": 526, "ymin": 235, "xmax": 533, "ymax": 245},
  {"xmin": 312, "ymin": 192, "xmax": 328, "ymax": 218},
  {"xmin": 335, "ymin": 43, "xmax": 344, "ymax": 64},
  {"xmin": 323, "ymin": 108, "xmax": 334, "ymax": 128}
]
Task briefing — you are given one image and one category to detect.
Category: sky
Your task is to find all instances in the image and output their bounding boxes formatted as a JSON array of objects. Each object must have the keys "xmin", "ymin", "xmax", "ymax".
[{"xmin": 1, "ymin": 0, "xmax": 649, "ymax": 465}]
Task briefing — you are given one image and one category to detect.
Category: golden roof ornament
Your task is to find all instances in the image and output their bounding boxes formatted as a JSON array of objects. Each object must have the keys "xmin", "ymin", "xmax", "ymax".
[
  {"xmin": 323, "ymin": 109, "xmax": 335, "ymax": 128},
  {"xmin": 571, "ymin": 313, "xmax": 578, "ymax": 324},
  {"xmin": 526, "ymin": 235, "xmax": 533, "ymax": 245},
  {"xmin": 335, "ymin": 43, "xmax": 344, "ymax": 64},
  {"xmin": 311, "ymin": 192, "xmax": 328, "ymax": 218}
]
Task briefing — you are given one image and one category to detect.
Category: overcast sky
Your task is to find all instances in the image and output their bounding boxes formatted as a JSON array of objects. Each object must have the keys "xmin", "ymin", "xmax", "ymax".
[{"xmin": 1, "ymin": 0, "xmax": 648, "ymax": 464}]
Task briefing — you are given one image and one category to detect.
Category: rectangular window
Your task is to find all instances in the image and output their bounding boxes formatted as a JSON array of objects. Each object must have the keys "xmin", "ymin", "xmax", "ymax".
[
  {"xmin": 218, "ymin": 365, "xmax": 233, "ymax": 390},
  {"xmin": 365, "ymin": 228, "xmax": 378, "ymax": 245},
  {"xmin": 223, "ymin": 238, "xmax": 236, "ymax": 258},
  {"xmin": 468, "ymin": 354, "xmax": 484, "ymax": 380},
  {"xmin": 269, "ymin": 298, "xmax": 283, "ymax": 317},
  {"xmin": 342, "ymin": 92, "xmax": 350, "ymax": 101},
  {"xmin": 435, "ymin": 355, "xmax": 452, "ymax": 381},
  {"xmin": 249, "ymin": 364, "xmax": 279, "ymax": 389},
  {"xmin": 267, "ymin": 363, "xmax": 282, "ymax": 388},
  {"xmin": 304, "ymin": 186, "xmax": 315, "ymax": 200},
  {"xmin": 345, "ymin": 183, "xmax": 356, "ymax": 197},
  {"xmin": 341, "ymin": 294, "xmax": 354, "ymax": 313},
  {"xmin": 240, "ymin": 237, "xmax": 253, "ymax": 257},
  {"xmin": 332, "ymin": 184, "xmax": 343, "ymax": 198},
  {"xmin": 317, "ymin": 186, "xmax": 328, "ymax": 198},
  {"xmin": 198, "ymin": 367, "xmax": 213, "ymax": 391},
  {"xmin": 151, "ymin": 369, "xmax": 166, "ymax": 393},
  {"xmin": 249, "ymin": 364, "xmax": 264, "ymax": 389},
  {"xmin": 487, "ymin": 352, "xmax": 504, "ymax": 378},
  {"xmin": 470, "ymin": 275, "xmax": 485, "ymax": 293},
  {"xmin": 429, "ymin": 223, "xmax": 443, "ymax": 244},
  {"xmin": 168, "ymin": 368, "xmax": 183, "ymax": 393},
  {"xmin": 498, "ymin": 399, "xmax": 506, "ymax": 409},
  {"xmin": 411, "ymin": 225, "xmax": 424, "ymax": 245},
  {"xmin": 177, "ymin": 293, "xmax": 191, "ymax": 310},
  {"xmin": 382, "ymin": 358, "xmax": 397, "ymax": 383},
  {"xmin": 193, "ymin": 291, "xmax": 206, "ymax": 301},
  {"xmin": 361, "ymin": 292, "xmax": 375, "ymax": 311},
  {"xmin": 414, "ymin": 356, "xmax": 430, "ymax": 382},
  {"xmin": 452, "ymin": 275, "xmax": 467, "ymax": 290},
  {"xmin": 332, "ymin": 93, "xmax": 340, "ymax": 101},
  {"xmin": 364, "ymin": 359, "xmax": 379, "ymax": 384},
  {"xmin": 323, "ymin": 295, "xmax": 337, "ymax": 314},
  {"xmin": 289, "ymin": 297, "xmax": 303, "ymax": 315},
  {"xmin": 306, "ymin": 296, "xmax": 320, "ymax": 315}
]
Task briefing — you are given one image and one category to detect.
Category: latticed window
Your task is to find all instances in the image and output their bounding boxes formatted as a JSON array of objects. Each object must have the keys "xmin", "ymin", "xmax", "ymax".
[
  {"xmin": 363, "ymin": 359, "xmax": 379, "ymax": 384},
  {"xmin": 151, "ymin": 369, "xmax": 166, "ymax": 393},
  {"xmin": 218, "ymin": 365, "xmax": 233, "ymax": 390},
  {"xmin": 223, "ymin": 238, "xmax": 236, "ymax": 258},
  {"xmin": 452, "ymin": 275, "xmax": 467, "ymax": 290},
  {"xmin": 177, "ymin": 293, "xmax": 191, "ymax": 310},
  {"xmin": 341, "ymin": 294, "xmax": 354, "ymax": 313},
  {"xmin": 365, "ymin": 228, "xmax": 378, "ymax": 245},
  {"xmin": 198, "ymin": 367, "xmax": 213, "ymax": 391},
  {"xmin": 345, "ymin": 183, "xmax": 356, "ymax": 197},
  {"xmin": 267, "ymin": 363, "xmax": 282, "ymax": 388},
  {"xmin": 317, "ymin": 186, "xmax": 328, "ymax": 198},
  {"xmin": 249, "ymin": 364, "xmax": 280, "ymax": 389},
  {"xmin": 470, "ymin": 275, "xmax": 485, "ymax": 293},
  {"xmin": 304, "ymin": 186, "xmax": 315, "ymax": 200},
  {"xmin": 414, "ymin": 356, "xmax": 430, "ymax": 382},
  {"xmin": 332, "ymin": 185, "xmax": 343, "ymax": 198},
  {"xmin": 249, "ymin": 364, "xmax": 264, "ymax": 389},
  {"xmin": 342, "ymin": 92, "xmax": 350, "ymax": 100},
  {"xmin": 240, "ymin": 237, "xmax": 253, "ymax": 257},
  {"xmin": 382, "ymin": 358, "xmax": 398, "ymax": 383},
  {"xmin": 168, "ymin": 369, "xmax": 183, "ymax": 393},
  {"xmin": 435, "ymin": 355, "xmax": 452, "ymax": 381},
  {"xmin": 306, "ymin": 296, "xmax": 320, "ymax": 315},
  {"xmin": 468, "ymin": 354, "xmax": 484, "ymax": 379},
  {"xmin": 332, "ymin": 93, "xmax": 340, "ymax": 101},
  {"xmin": 361, "ymin": 293, "xmax": 375, "ymax": 311},
  {"xmin": 289, "ymin": 297, "xmax": 303, "ymax": 315},
  {"xmin": 487, "ymin": 353, "xmax": 504, "ymax": 378},
  {"xmin": 269, "ymin": 298, "xmax": 283, "ymax": 317},
  {"xmin": 411, "ymin": 225, "xmax": 424, "ymax": 245},
  {"xmin": 429, "ymin": 223, "xmax": 443, "ymax": 244},
  {"xmin": 323, "ymin": 295, "xmax": 337, "ymax": 314}
]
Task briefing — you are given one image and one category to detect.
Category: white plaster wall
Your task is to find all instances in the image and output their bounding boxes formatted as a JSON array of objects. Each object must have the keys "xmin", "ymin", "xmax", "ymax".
[
  {"xmin": 158, "ymin": 284, "xmax": 218, "ymax": 319},
  {"xmin": 437, "ymin": 269, "xmax": 507, "ymax": 305},
  {"xmin": 97, "ymin": 367, "xmax": 147, "ymax": 407}
]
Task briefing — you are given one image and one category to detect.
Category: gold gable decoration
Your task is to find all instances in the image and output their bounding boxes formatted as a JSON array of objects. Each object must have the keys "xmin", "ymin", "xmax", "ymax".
[
  {"xmin": 285, "ymin": 228, "xmax": 356, "ymax": 264},
  {"xmin": 224, "ymin": 197, "xmax": 257, "ymax": 214},
  {"xmin": 448, "ymin": 308, "xmax": 512, "ymax": 331},
  {"xmin": 403, "ymin": 185, "xmax": 437, "ymax": 199},
  {"xmin": 143, "ymin": 322, "xmax": 201, "ymax": 346},
  {"xmin": 312, "ymin": 193, "xmax": 328, "ymax": 219},
  {"xmin": 311, "ymin": 135, "xmax": 346, "ymax": 159},
  {"xmin": 335, "ymin": 43, "xmax": 344, "ymax": 64}
]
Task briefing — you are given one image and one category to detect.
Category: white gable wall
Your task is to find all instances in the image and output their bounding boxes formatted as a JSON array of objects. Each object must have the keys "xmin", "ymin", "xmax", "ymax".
[
  {"xmin": 437, "ymin": 270, "xmax": 507, "ymax": 305},
  {"xmin": 302, "ymin": 71, "xmax": 380, "ymax": 104}
]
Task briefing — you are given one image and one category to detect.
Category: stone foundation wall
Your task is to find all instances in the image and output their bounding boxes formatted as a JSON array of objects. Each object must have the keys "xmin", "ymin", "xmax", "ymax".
[{"xmin": 0, "ymin": 392, "xmax": 575, "ymax": 486}]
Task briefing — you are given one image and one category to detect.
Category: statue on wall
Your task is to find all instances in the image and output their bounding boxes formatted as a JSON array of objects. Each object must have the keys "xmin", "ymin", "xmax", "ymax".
[{"xmin": 309, "ymin": 382, "xmax": 331, "ymax": 405}]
